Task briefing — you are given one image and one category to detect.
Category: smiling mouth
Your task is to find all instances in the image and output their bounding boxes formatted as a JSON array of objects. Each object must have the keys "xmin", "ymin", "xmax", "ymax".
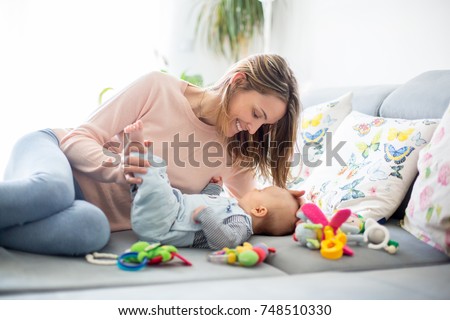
[{"xmin": 236, "ymin": 119, "xmax": 243, "ymax": 132}]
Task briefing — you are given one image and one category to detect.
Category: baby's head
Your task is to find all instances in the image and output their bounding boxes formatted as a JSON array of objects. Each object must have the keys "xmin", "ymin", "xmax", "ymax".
[{"xmin": 238, "ymin": 186, "xmax": 300, "ymax": 236}]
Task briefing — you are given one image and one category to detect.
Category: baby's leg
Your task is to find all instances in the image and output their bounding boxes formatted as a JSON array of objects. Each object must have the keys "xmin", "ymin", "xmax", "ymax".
[{"xmin": 124, "ymin": 120, "xmax": 145, "ymax": 155}]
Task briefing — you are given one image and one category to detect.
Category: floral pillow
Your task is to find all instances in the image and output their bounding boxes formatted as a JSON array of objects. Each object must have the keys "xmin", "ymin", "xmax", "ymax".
[
  {"xmin": 298, "ymin": 111, "xmax": 439, "ymax": 223},
  {"xmin": 291, "ymin": 92, "xmax": 353, "ymax": 187},
  {"xmin": 402, "ymin": 103, "xmax": 450, "ymax": 256}
]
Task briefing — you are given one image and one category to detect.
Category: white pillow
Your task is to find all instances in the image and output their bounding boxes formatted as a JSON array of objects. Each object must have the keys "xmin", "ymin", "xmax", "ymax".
[
  {"xmin": 303, "ymin": 111, "xmax": 439, "ymax": 222},
  {"xmin": 402, "ymin": 103, "xmax": 450, "ymax": 256},
  {"xmin": 290, "ymin": 92, "xmax": 352, "ymax": 187}
]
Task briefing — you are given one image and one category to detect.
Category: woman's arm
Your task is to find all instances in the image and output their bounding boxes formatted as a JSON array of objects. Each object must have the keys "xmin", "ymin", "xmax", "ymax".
[{"xmin": 60, "ymin": 72, "xmax": 159, "ymax": 183}]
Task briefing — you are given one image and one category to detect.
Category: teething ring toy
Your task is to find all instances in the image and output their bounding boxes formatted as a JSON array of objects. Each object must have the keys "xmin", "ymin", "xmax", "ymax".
[{"xmin": 117, "ymin": 252, "xmax": 148, "ymax": 271}]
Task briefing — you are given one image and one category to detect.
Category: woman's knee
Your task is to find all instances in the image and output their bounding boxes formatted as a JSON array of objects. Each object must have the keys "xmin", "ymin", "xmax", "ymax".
[
  {"xmin": 5, "ymin": 130, "xmax": 72, "ymax": 178},
  {"xmin": 3, "ymin": 129, "xmax": 76, "ymax": 213},
  {"xmin": 42, "ymin": 201, "xmax": 111, "ymax": 256},
  {"xmin": 36, "ymin": 173, "xmax": 75, "ymax": 209},
  {"xmin": 68, "ymin": 201, "xmax": 111, "ymax": 255},
  {"xmin": 10, "ymin": 173, "xmax": 76, "ymax": 217}
]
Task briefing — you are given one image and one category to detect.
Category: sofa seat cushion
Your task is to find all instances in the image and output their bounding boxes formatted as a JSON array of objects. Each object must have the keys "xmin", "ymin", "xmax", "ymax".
[
  {"xmin": 0, "ymin": 231, "xmax": 286, "ymax": 294},
  {"xmin": 250, "ymin": 220, "xmax": 450, "ymax": 275},
  {"xmin": 4, "ymin": 265, "xmax": 449, "ymax": 299}
]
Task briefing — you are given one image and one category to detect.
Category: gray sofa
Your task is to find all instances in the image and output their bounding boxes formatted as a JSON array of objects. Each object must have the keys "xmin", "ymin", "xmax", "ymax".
[{"xmin": 1, "ymin": 70, "xmax": 450, "ymax": 300}]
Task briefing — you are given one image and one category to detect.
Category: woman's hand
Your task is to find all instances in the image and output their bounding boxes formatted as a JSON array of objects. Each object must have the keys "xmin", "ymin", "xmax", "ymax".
[
  {"xmin": 289, "ymin": 189, "xmax": 305, "ymax": 203},
  {"xmin": 289, "ymin": 188, "xmax": 306, "ymax": 210},
  {"xmin": 122, "ymin": 140, "xmax": 152, "ymax": 184}
]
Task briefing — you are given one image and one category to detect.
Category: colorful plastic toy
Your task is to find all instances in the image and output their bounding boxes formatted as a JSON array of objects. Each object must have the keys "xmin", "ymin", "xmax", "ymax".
[
  {"xmin": 208, "ymin": 242, "xmax": 276, "ymax": 267},
  {"xmin": 363, "ymin": 218, "xmax": 399, "ymax": 254},
  {"xmin": 320, "ymin": 225, "xmax": 348, "ymax": 260},
  {"xmin": 294, "ymin": 203, "xmax": 354, "ymax": 259},
  {"xmin": 85, "ymin": 241, "xmax": 192, "ymax": 271},
  {"xmin": 117, "ymin": 241, "xmax": 192, "ymax": 271},
  {"xmin": 342, "ymin": 217, "xmax": 400, "ymax": 254}
]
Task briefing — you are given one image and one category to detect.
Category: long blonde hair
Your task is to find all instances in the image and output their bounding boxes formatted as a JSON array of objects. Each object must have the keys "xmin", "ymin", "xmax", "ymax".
[{"xmin": 210, "ymin": 54, "xmax": 300, "ymax": 188}]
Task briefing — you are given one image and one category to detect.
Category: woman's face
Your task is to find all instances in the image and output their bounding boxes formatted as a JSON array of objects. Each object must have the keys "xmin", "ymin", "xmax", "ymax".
[{"xmin": 224, "ymin": 90, "xmax": 287, "ymax": 137}]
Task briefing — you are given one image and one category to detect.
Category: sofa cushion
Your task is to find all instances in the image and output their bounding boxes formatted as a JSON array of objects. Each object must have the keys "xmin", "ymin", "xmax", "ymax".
[
  {"xmin": 379, "ymin": 70, "xmax": 450, "ymax": 119},
  {"xmin": 402, "ymin": 103, "xmax": 450, "ymax": 256},
  {"xmin": 0, "ymin": 231, "xmax": 285, "ymax": 294},
  {"xmin": 251, "ymin": 220, "xmax": 450, "ymax": 275},
  {"xmin": 293, "ymin": 111, "xmax": 438, "ymax": 222},
  {"xmin": 1, "ymin": 224, "xmax": 449, "ymax": 296},
  {"xmin": 302, "ymin": 85, "xmax": 398, "ymax": 116},
  {"xmin": 5, "ymin": 264, "xmax": 449, "ymax": 299}
]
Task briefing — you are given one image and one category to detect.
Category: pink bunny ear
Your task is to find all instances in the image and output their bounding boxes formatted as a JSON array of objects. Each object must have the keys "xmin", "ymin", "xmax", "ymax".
[
  {"xmin": 329, "ymin": 209, "xmax": 352, "ymax": 230},
  {"xmin": 301, "ymin": 203, "xmax": 329, "ymax": 225}
]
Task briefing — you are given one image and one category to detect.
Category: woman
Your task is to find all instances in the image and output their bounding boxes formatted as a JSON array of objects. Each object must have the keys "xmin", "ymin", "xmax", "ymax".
[{"xmin": 0, "ymin": 54, "xmax": 301, "ymax": 255}]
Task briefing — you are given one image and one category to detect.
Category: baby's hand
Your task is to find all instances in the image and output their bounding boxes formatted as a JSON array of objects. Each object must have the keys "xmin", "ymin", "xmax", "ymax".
[
  {"xmin": 210, "ymin": 176, "xmax": 223, "ymax": 187},
  {"xmin": 193, "ymin": 206, "xmax": 207, "ymax": 223}
]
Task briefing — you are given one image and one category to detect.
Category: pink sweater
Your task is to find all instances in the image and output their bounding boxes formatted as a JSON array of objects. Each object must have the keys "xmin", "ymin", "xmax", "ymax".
[{"xmin": 54, "ymin": 72, "xmax": 256, "ymax": 231}]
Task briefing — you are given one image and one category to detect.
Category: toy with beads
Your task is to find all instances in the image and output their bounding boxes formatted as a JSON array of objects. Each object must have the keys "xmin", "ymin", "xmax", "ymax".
[
  {"xmin": 208, "ymin": 242, "xmax": 276, "ymax": 267},
  {"xmin": 85, "ymin": 241, "xmax": 192, "ymax": 271}
]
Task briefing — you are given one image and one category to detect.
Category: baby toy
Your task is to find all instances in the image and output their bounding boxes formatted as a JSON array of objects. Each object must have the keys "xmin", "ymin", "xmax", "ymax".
[
  {"xmin": 117, "ymin": 241, "xmax": 192, "ymax": 271},
  {"xmin": 293, "ymin": 203, "xmax": 354, "ymax": 259},
  {"xmin": 208, "ymin": 242, "xmax": 276, "ymax": 267},
  {"xmin": 85, "ymin": 252, "xmax": 118, "ymax": 265},
  {"xmin": 85, "ymin": 241, "xmax": 192, "ymax": 271},
  {"xmin": 343, "ymin": 218, "xmax": 399, "ymax": 254},
  {"xmin": 320, "ymin": 225, "xmax": 349, "ymax": 259},
  {"xmin": 364, "ymin": 218, "xmax": 399, "ymax": 254}
]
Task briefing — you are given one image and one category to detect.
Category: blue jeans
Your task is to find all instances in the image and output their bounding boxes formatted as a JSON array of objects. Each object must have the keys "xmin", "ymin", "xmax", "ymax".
[{"xmin": 0, "ymin": 130, "xmax": 110, "ymax": 256}]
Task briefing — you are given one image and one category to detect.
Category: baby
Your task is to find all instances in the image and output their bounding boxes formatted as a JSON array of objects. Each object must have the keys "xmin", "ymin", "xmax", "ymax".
[{"xmin": 124, "ymin": 120, "xmax": 300, "ymax": 250}]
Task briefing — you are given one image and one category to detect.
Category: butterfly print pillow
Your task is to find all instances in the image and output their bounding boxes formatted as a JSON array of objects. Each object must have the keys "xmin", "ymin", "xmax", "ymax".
[
  {"xmin": 291, "ymin": 92, "xmax": 353, "ymax": 189},
  {"xmin": 303, "ymin": 111, "xmax": 439, "ymax": 222}
]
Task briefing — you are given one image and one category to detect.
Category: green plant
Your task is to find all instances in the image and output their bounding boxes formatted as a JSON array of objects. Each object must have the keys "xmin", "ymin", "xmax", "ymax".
[
  {"xmin": 196, "ymin": 0, "xmax": 264, "ymax": 61},
  {"xmin": 98, "ymin": 87, "xmax": 114, "ymax": 105},
  {"xmin": 180, "ymin": 71, "xmax": 204, "ymax": 86},
  {"xmin": 156, "ymin": 50, "xmax": 203, "ymax": 86}
]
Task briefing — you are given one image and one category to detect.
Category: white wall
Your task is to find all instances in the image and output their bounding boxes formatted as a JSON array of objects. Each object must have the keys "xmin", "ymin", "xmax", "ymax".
[
  {"xmin": 0, "ymin": 0, "xmax": 171, "ymax": 177},
  {"xmin": 164, "ymin": 0, "xmax": 260, "ymax": 86},
  {"xmin": 2, "ymin": 0, "xmax": 450, "ymax": 177},
  {"xmin": 165, "ymin": 0, "xmax": 450, "ymax": 90},
  {"xmin": 271, "ymin": 0, "xmax": 450, "ymax": 89}
]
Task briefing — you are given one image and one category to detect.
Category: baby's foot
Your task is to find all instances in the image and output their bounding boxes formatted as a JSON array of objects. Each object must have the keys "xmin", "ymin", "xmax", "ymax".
[
  {"xmin": 124, "ymin": 120, "xmax": 144, "ymax": 153},
  {"xmin": 124, "ymin": 120, "xmax": 144, "ymax": 144}
]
